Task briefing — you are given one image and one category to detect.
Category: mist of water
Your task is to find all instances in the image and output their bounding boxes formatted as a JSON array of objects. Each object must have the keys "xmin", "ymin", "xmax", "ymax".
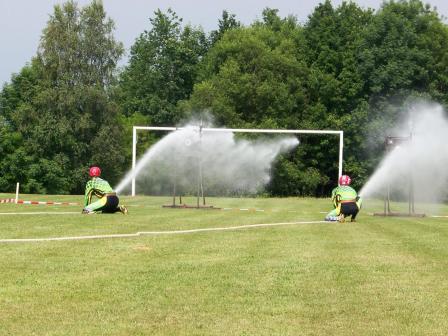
[
  {"xmin": 115, "ymin": 125, "xmax": 299, "ymax": 196},
  {"xmin": 360, "ymin": 103, "xmax": 448, "ymax": 204}
]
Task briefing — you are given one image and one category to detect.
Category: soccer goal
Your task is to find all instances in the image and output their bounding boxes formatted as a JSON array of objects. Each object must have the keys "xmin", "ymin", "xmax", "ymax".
[{"xmin": 129, "ymin": 126, "xmax": 344, "ymax": 197}]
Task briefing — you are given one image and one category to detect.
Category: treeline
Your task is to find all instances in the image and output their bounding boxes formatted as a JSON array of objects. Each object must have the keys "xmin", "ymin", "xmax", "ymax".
[{"xmin": 1, "ymin": 0, "xmax": 448, "ymax": 196}]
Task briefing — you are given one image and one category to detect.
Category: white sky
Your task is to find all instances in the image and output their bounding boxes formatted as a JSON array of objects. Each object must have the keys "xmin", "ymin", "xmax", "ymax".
[{"xmin": 1, "ymin": 0, "xmax": 447, "ymax": 85}]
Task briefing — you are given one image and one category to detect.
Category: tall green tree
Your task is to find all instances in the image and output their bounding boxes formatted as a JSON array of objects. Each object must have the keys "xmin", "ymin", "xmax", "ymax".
[
  {"xmin": 185, "ymin": 9, "xmax": 308, "ymax": 128},
  {"xmin": 181, "ymin": 10, "xmax": 332, "ymax": 195},
  {"xmin": 118, "ymin": 9, "xmax": 208, "ymax": 126},
  {"xmin": 0, "ymin": 64, "xmax": 41, "ymax": 192},
  {"xmin": 303, "ymin": 1, "xmax": 373, "ymax": 114},
  {"xmin": 356, "ymin": 0, "xmax": 448, "ymax": 184},
  {"xmin": 209, "ymin": 10, "xmax": 241, "ymax": 45},
  {"xmin": 359, "ymin": 0, "xmax": 448, "ymax": 101},
  {"xmin": 301, "ymin": 1, "xmax": 374, "ymax": 189},
  {"xmin": 0, "ymin": 0, "xmax": 124, "ymax": 193}
]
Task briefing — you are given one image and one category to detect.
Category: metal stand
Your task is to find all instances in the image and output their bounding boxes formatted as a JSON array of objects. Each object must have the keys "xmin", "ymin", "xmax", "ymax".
[
  {"xmin": 163, "ymin": 123, "xmax": 219, "ymax": 210},
  {"xmin": 373, "ymin": 135, "xmax": 425, "ymax": 217}
]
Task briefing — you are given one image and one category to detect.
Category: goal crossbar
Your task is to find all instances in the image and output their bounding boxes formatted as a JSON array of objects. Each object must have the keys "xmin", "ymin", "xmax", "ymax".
[{"xmin": 131, "ymin": 126, "xmax": 344, "ymax": 196}]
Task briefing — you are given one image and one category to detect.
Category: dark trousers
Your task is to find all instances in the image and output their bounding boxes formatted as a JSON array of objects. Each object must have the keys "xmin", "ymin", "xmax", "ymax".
[
  {"xmin": 101, "ymin": 195, "xmax": 120, "ymax": 213},
  {"xmin": 340, "ymin": 202, "xmax": 359, "ymax": 220}
]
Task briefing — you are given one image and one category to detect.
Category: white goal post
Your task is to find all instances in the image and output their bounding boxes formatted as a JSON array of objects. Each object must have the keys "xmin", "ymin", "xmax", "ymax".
[{"xmin": 131, "ymin": 126, "xmax": 344, "ymax": 196}]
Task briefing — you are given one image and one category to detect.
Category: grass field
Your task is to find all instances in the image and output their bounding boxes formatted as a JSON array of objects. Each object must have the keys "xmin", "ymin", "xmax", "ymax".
[{"xmin": 1, "ymin": 193, "xmax": 448, "ymax": 335}]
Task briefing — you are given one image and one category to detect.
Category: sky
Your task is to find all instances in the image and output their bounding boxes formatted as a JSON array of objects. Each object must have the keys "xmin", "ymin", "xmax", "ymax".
[{"xmin": 1, "ymin": 0, "xmax": 448, "ymax": 85}]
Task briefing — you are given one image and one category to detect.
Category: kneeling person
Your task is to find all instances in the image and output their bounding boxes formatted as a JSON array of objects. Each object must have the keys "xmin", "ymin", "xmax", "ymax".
[
  {"xmin": 82, "ymin": 166, "xmax": 128, "ymax": 214},
  {"xmin": 325, "ymin": 175, "xmax": 362, "ymax": 222}
]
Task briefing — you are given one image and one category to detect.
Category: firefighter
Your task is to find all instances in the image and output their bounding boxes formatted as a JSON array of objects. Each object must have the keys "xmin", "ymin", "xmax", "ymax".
[
  {"xmin": 325, "ymin": 175, "xmax": 362, "ymax": 222},
  {"xmin": 82, "ymin": 166, "xmax": 128, "ymax": 214}
]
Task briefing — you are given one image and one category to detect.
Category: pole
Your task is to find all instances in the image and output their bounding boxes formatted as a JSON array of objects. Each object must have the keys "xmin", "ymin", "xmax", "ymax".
[
  {"xmin": 132, "ymin": 126, "xmax": 137, "ymax": 196},
  {"xmin": 172, "ymin": 174, "xmax": 176, "ymax": 207},
  {"xmin": 15, "ymin": 182, "xmax": 20, "ymax": 204},
  {"xmin": 387, "ymin": 183, "xmax": 391, "ymax": 214},
  {"xmin": 409, "ymin": 131, "xmax": 414, "ymax": 215},
  {"xmin": 338, "ymin": 131, "xmax": 344, "ymax": 179},
  {"xmin": 199, "ymin": 122, "xmax": 205, "ymax": 205},
  {"xmin": 172, "ymin": 145, "xmax": 177, "ymax": 207},
  {"xmin": 133, "ymin": 126, "xmax": 344, "ymax": 135},
  {"xmin": 196, "ymin": 124, "xmax": 202, "ymax": 208}
]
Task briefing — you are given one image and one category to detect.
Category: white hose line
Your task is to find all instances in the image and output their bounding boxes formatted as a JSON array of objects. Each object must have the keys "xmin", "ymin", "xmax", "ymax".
[
  {"xmin": 0, "ymin": 212, "xmax": 79, "ymax": 215},
  {"xmin": 0, "ymin": 220, "xmax": 326, "ymax": 243}
]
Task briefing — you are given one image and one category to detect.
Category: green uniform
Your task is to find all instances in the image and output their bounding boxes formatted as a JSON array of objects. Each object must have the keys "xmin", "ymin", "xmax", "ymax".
[
  {"xmin": 326, "ymin": 185, "xmax": 362, "ymax": 221},
  {"xmin": 331, "ymin": 186, "xmax": 358, "ymax": 207},
  {"xmin": 84, "ymin": 177, "xmax": 114, "ymax": 206},
  {"xmin": 83, "ymin": 177, "xmax": 119, "ymax": 213}
]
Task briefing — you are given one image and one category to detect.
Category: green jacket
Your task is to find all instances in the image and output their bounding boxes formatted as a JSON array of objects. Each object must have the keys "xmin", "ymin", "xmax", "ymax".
[
  {"xmin": 331, "ymin": 185, "xmax": 358, "ymax": 207},
  {"xmin": 84, "ymin": 177, "xmax": 114, "ymax": 206}
]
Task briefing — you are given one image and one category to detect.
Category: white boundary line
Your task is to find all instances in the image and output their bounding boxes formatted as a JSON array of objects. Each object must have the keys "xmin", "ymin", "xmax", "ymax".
[{"xmin": 0, "ymin": 220, "xmax": 326, "ymax": 243}]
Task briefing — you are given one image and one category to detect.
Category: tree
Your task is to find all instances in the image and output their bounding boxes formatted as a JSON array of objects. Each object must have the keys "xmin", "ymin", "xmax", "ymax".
[
  {"xmin": 209, "ymin": 10, "xmax": 241, "ymax": 45},
  {"xmin": 355, "ymin": 0, "xmax": 448, "ymax": 184},
  {"xmin": 180, "ymin": 11, "xmax": 332, "ymax": 195},
  {"xmin": 359, "ymin": 0, "xmax": 448, "ymax": 101},
  {"xmin": 0, "ymin": 0, "xmax": 124, "ymax": 193},
  {"xmin": 299, "ymin": 1, "xmax": 374, "ymax": 188},
  {"xmin": 184, "ymin": 10, "xmax": 308, "ymax": 128},
  {"xmin": 118, "ymin": 9, "xmax": 208, "ymax": 126},
  {"xmin": 303, "ymin": 1, "xmax": 373, "ymax": 114},
  {"xmin": 0, "ymin": 63, "xmax": 49, "ymax": 193}
]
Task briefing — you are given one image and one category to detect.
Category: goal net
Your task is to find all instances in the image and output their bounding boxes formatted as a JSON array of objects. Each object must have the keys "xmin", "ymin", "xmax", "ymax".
[{"xmin": 115, "ymin": 126, "xmax": 343, "ymax": 198}]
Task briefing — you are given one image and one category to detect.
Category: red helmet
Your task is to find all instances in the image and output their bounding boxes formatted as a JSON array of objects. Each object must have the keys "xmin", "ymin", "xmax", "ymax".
[
  {"xmin": 339, "ymin": 175, "xmax": 351, "ymax": 186},
  {"xmin": 89, "ymin": 166, "xmax": 101, "ymax": 177}
]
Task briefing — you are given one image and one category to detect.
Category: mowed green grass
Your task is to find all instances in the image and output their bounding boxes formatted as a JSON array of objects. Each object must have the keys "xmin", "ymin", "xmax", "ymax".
[{"xmin": 1, "ymin": 194, "xmax": 448, "ymax": 335}]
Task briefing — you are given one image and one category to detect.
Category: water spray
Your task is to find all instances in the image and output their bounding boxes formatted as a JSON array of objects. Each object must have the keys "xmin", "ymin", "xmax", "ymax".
[
  {"xmin": 121, "ymin": 125, "xmax": 343, "ymax": 201},
  {"xmin": 164, "ymin": 121, "xmax": 220, "ymax": 209},
  {"xmin": 372, "ymin": 135, "xmax": 424, "ymax": 217},
  {"xmin": 116, "ymin": 124, "xmax": 308, "ymax": 201},
  {"xmin": 361, "ymin": 102, "xmax": 448, "ymax": 214}
]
